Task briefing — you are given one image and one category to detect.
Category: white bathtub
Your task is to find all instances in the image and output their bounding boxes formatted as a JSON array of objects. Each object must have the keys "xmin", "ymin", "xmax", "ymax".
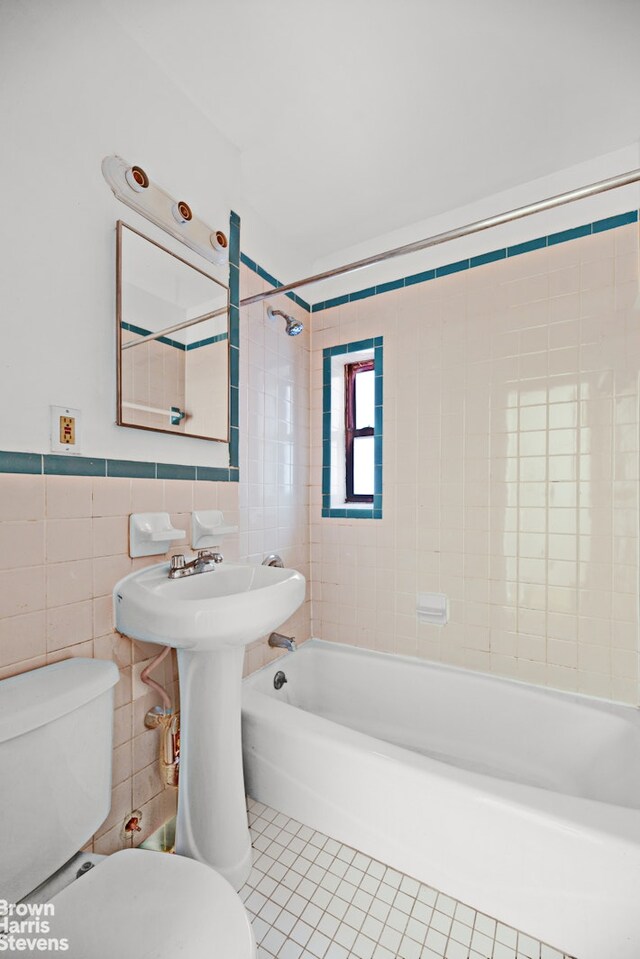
[{"xmin": 242, "ymin": 640, "xmax": 640, "ymax": 959}]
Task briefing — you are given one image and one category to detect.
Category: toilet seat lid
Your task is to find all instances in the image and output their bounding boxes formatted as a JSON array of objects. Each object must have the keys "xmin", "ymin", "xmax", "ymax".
[{"xmin": 49, "ymin": 849, "xmax": 255, "ymax": 959}]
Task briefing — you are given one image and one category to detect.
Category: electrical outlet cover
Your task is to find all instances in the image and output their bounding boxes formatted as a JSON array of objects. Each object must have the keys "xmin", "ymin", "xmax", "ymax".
[{"xmin": 50, "ymin": 405, "xmax": 82, "ymax": 454}]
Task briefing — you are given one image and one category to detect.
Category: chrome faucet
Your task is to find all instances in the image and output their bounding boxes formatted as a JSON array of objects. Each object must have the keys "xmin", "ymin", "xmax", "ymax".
[
  {"xmin": 169, "ymin": 550, "xmax": 223, "ymax": 579},
  {"xmin": 268, "ymin": 631, "xmax": 296, "ymax": 652}
]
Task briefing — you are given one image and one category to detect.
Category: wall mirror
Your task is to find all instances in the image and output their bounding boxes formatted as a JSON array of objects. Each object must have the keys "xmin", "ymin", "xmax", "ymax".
[{"xmin": 117, "ymin": 221, "xmax": 230, "ymax": 442}]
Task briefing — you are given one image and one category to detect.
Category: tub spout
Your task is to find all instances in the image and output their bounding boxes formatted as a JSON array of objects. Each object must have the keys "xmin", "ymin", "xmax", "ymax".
[{"xmin": 268, "ymin": 632, "xmax": 296, "ymax": 652}]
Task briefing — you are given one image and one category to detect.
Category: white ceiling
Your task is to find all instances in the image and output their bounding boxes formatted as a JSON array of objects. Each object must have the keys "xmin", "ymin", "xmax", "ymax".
[{"xmin": 106, "ymin": 0, "xmax": 640, "ymax": 264}]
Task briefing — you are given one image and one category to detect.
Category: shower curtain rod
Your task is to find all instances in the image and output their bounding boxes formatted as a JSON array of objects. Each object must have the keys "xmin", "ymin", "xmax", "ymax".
[
  {"xmin": 240, "ymin": 167, "xmax": 640, "ymax": 308},
  {"xmin": 121, "ymin": 305, "xmax": 228, "ymax": 351}
]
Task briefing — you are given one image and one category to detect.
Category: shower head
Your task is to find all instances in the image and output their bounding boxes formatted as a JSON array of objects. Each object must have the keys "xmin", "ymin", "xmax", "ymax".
[
  {"xmin": 285, "ymin": 316, "xmax": 304, "ymax": 336},
  {"xmin": 266, "ymin": 305, "xmax": 304, "ymax": 336}
]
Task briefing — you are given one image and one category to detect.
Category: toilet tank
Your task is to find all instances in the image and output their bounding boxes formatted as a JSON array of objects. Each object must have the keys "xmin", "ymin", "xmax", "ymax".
[{"xmin": 0, "ymin": 658, "xmax": 119, "ymax": 903}]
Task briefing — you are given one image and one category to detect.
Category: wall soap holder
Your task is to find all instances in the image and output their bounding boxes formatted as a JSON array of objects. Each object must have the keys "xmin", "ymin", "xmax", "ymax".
[
  {"xmin": 416, "ymin": 592, "xmax": 449, "ymax": 626},
  {"xmin": 129, "ymin": 512, "xmax": 186, "ymax": 558},
  {"xmin": 191, "ymin": 510, "xmax": 238, "ymax": 550}
]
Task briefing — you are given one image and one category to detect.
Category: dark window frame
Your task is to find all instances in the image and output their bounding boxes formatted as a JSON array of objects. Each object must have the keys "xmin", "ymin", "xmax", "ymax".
[{"xmin": 344, "ymin": 360, "xmax": 374, "ymax": 503}]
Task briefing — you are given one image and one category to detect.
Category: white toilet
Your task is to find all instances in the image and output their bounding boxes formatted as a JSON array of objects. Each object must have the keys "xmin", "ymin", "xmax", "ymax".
[{"xmin": 0, "ymin": 657, "xmax": 256, "ymax": 959}]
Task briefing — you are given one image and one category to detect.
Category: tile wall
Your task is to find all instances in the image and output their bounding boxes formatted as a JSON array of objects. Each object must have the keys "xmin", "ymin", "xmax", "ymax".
[
  {"xmin": 121, "ymin": 331, "xmax": 187, "ymax": 432},
  {"xmin": 310, "ymin": 223, "xmax": 640, "ymax": 704},
  {"xmin": 0, "ymin": 213, "xmax": 637, "ymax": 865},
  {"xmin": 240, "ymin": 265, "xmax": 311, "ymax": 674},
  {"xmin": 0, "ymin": 265, "xmax": 311, "ymax": 850}
]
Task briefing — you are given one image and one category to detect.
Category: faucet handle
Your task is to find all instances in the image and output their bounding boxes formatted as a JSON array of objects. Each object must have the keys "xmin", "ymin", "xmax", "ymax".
[
  {"xmin": 170, "ymin": 554, "xmax": 185, "ymax": 571},
  {"xmin": 198, "ymin": 549, "xmax": 223, "ymax": 563}
]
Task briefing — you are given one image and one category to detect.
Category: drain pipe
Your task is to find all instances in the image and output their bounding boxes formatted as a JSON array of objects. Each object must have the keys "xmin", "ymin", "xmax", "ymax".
[{"xmin": 141, "ymin": 645, "xmax": 180, "ymax": 787}]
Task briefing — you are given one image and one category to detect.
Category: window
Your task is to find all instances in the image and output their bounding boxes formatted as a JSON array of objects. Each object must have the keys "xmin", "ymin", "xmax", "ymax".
[
  {"xmin": 345, "ymin": 360, "xmax": 374, "ymax": 502},
  {"xmin": 321, "ymin": 337, "xmax": 383, "ymax": 519}
]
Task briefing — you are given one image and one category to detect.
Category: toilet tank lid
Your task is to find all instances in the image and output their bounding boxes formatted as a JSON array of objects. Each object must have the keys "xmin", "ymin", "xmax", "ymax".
[{"xmin": 0, "ymin": 658, "xmax": 119, "ymax": 744}]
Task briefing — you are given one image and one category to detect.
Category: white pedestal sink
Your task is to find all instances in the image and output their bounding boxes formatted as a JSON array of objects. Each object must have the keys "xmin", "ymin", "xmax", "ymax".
[{"xmin": 114, "ymin": 562, "xmax": 305, "ymax": 889}]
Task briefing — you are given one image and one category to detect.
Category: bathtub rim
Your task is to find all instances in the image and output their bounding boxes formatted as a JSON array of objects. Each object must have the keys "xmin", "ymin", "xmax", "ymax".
[
  {"xmin": 245, "ymin": 637, "xmax": 640, "ymax": 723},
  {"xmin": 243, "ymin": 638, "xmax": 640, "ymax": 844}
]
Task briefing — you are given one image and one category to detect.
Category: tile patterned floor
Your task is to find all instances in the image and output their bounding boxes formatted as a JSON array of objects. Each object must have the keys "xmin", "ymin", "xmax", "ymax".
[{"xmin": 241, "ymin": 799, "xmax": 572, "ymax": 959}]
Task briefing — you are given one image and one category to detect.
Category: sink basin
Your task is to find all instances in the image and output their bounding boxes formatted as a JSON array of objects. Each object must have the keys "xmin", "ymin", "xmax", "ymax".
[
  {"xmin": 114, "ymin": 562, "xmax": 305, "ymax": 650},
  {"xmin": 114, "ymin": 559, "xmax": 306, "ymax": 890}
]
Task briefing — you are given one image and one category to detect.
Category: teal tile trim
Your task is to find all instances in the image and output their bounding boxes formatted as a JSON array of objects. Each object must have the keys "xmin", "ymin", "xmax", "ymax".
[
  {"xmin": 436, "ymin": 258, "xmax": 469, "ymax": 277},
  {"xmin": 196, "ymin": 466, "xmax": 233, "ymax": 482},
  {"xmin": 376, "ymin": 278, "xmax": 404, "ymax": 295},
  {"xmin": 0, "ymin": 451, "xmax": 239, "ymax": 482},
  {"xmin": 507, "ymin": 236, "xmax": 546, "ymax": 257},
  {"xmin": 592, "ymin": 210, "xmax": 638, "ymax": 233},
  {"xmin": 313, "ymin": 294, "xmax": 350, "ymax": 312},
  {"xmin": 229, "ymin": 211, "xmax": 240, "ymax": 270},
  {"xmin": 347, "ymin": 337, "xmax": 376, "ymax": 353},
  {"xmin": 4, "ymin": 212, "xmax": 635, "ymax": 484},
  {"xmin": 44, "ymin": 455, "xmax": 106, "ymax": 476},
  {"xmin": 121, "ymin": 321, "xmax": 186, "ymax": 351},
  {"xmin": 349, "ymin": 286, "xmax": 376, "ymax": 302},
  {"xmin": 321, "ymin": 507, "xmax": 381, "ymax": 520},
  {"xmin": 240, "ymin": 252, "xmax": 311, "ymax": 313},
  {"xmin": 311, "ymin": 209, "xmax": 639, "ymax": 312},
  {"xmin": 405, "ymin": 269, "xmax": 435, "ymax": 287},
  {"xmin": 470, "ymin": 248, "xmax": 506, "ymax": 268},
  {"xmin": 322, "ymin": 338, "xmax": 383, "ymax": 520},
  {"xmin": 229, "ymin": 210, "xmax": 241, "ymax": 471},
  {"xmin": 0, "ymin": 450, "xmax": 43, "ymax": 474},
  {"xmin": 185, "ymin": 332, "xmax": 228, "ymax": 351},
  {"xmin": 229, "ymin": 427, "xmax": 239, "ymax": 466},
  {"xmin": 156, "ymin": 463, "xmax": 196, "ymax": 481},
  {"xmin": 107, "ymin": 459, "xmax": 155, "ymax": 479},
  {"xmin": 547, "ymin": 224, "xmax": 591, "ymax": 246},
  {"xmin": 230, "ymin": 385, "xmax": 239, "ymax": 427},
  {"xmin": 121, "ymin": 323, "xmax": 229, "ymax": 354},
  {"xmin": 230, "ymin": 345, "xmax": 240, "ymax": 386}
]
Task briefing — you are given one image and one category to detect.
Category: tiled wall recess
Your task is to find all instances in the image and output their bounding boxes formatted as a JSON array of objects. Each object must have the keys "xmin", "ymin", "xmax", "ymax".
[{"xmin": 310, "ymin": 219, "xmax": 640, "ymax": 705}]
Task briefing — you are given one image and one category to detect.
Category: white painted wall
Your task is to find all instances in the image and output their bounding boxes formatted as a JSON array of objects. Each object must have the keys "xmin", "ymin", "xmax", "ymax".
[
  {"xmin": 2, "ymin": 1, "xmax": 638, "ymax": 464},
  {"xmin": 0, "ymin": 0, "xmax": 304, "ymax": 464}
]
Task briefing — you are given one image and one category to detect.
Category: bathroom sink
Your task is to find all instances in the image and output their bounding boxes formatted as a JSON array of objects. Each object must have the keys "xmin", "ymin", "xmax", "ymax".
[
  {"xmin": 114, "ymin": 559, "xmax": 305, "ymax": 891},
  {"xmin": 114, "ymin": 561, "xmax": 305, "ymax": 651}
]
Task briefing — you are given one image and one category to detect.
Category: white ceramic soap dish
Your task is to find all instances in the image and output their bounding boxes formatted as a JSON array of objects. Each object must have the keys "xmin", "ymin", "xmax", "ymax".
[
  {"xmin": 191, "ymin": 510, "xmax": 238, "ymax": 550},
  {"xmin": 129, "ymin": 513, "xmax": 186, "ymax": 558}
]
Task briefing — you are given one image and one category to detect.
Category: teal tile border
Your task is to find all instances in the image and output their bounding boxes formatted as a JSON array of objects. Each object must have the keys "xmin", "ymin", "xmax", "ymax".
[
  {"xmin": 229, "ymin": 211, "xmax": 241, "ymax": 471},
  {"xmin": 121, "ymin": 322, "xmax": 228, "ymax": 352},
  {"xmin": 321, "ymin": 337, "xmax": 383, "ymax": 520},
  {"xmin": 592, "ymin": 210, "xmax": 637, "ymax": 233},
  {"xmin": 0, "ymin": 452, "xmax": 238, "ymax": 482},
  {"xmin": 186, "ymin": 331, "xmax": 228, "ymax": 351},
  {"xmin": 507, "ymin": 236, "xmax": 546, "ymax": 258},
  {"xmin": 311, "ymin": 209, "xmax": 639, "ymax": 312},
  {"xmin": 107, "ymin": 459, "xmax": 155, "ymax": 479},
  {"xmin": 3, "ymin": 211, "xmax": 636, "ymax": 482},
  {"xmin": 547, "ymin": 224, "xmax": 591, "ymax": 246},
  {"xmin": 44, "ymin": 455, "xmax": 106, "ymax": 477},
  {"xmin": 121, "ymin": 322, "xmax": 186, "ymax": 351},
  {"xmin": 196, "ymin": 465, "xmax": 236, "ymax": 483},
  {"xmin": 156, "ymin": 462, "xmax": 196, "ymax": 481},
  {"xmin": 240, "ymin": 252, "xmax": 311, "ymax": 313},
  {"xmin": 0, "ymin": 451, "xmax": 42, "ymax": 474}
]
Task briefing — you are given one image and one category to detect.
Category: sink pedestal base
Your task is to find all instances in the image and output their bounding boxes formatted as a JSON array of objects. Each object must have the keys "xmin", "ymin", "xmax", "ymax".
[{"xmin": 175, "ymin": 646, "xmax": 252, "ymax": 890}]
